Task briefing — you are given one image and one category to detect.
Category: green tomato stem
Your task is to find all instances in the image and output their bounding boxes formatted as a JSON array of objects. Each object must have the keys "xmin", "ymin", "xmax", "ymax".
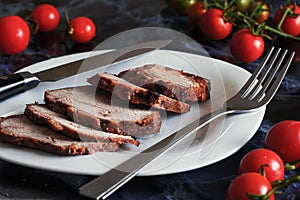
[
  {"xmin": 271, "ymin": 173, "xmax": 300, "ymax": 189},
  {"xmin": 265, "ymin": 25, "xmax": 300, "ymax": 41},
  {"xmin": 235, "ymin": 9, "xmax": 300, "ymax": 41},
  {"xmin": 224, "ymin": 0, "xmax": 228, "ymax": 10},
  {"xmin": 284, "ymin": 163, "xmax": 296, "ymax": 171},
  {"xmin": 64, "ymin": 10, "xmax": 70, "ymax": 24},
  {"xmin": 276, "ymin": 6, "xmax": 291, "ymax": 31},
  {"xmin": 248, "ymin": 173, "xmax": 300, "ymax": 200},
  {"xmin": 227, "ymin": 0, "xmax": 236, "ymax": 10},
  {"xmin": 203, "ymin": 0, "xmax": 208, "ymax": 10},
  {"xmin": 212, "ymin": 0, "xmax": 224, "ymax": 9}
]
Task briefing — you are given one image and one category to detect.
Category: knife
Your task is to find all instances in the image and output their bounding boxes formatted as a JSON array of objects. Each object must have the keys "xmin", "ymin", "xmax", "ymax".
[{"xmin": 0, "ymin": 39, "xmax": 171, "ymax": 101}]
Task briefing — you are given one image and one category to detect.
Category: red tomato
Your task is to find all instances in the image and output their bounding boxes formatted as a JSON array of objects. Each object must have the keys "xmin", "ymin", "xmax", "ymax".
[
  {"xmin": 187, "ymin": 2, "xmax": 206, "ymax": 27},
  {"xmin": 274, "ymin": 4, "xmax": 300, "ymax": 36},
  {"xmin": 199, "ymin": 8, "xmax": 233, "ymax": 40},
  {"xmin": 227, "ymin": 172, "xmax": 274, "ymax": 200},
  {"xmin": 238, "ymin": 149, "xmax": 285, "ymax": 182},
  {"xmin": 265, "ymin": 120, "xmax": 300, "ymax": 166},
  {"xmin": 30, "ymin": 4, "xmax": 60, "ymax": 32},
  {"xmin": 69, "ymin": 17, "xmax": 96, "ymax": 43},
  {"xmin": 0, "ymin": 16, "xmax": 30, "ymax": 55},
  {"xmin": 230, "ymin": 28, "xmax": 265, "ymax": 63}
]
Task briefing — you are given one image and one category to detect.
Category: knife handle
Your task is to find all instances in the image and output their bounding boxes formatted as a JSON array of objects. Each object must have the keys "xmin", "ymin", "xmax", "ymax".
[{"xmin": 0, "ymin": 72, "xmax": 40, "ymax": 101}]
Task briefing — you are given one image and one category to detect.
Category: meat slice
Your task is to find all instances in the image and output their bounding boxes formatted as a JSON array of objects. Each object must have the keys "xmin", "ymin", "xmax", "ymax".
[
  {"xmin": 0, "ymin": 115, "xmax": 119, "ymax": 155},
  {"xmin": 87, "ymin": 72, "xmax": 191, "ymax": 113},
  {"xmin": 25, "ymin": 104, "xmax": 139, "ymax": 146},
  {"xmin": 118, "ymin": 64, "xmax": 210, "ymax": 103},
  {"xmin": 44, "ymin": 86, "xmax": 161, "ymax": 135}
]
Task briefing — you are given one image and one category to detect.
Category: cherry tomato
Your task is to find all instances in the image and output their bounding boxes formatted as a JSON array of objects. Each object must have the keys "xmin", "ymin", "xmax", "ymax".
[
  {"xmin": 187, "ymin": 2, "xmax": 206, "ymax": 27},
  {"xmin": 230, "ymin": 28, "xmax": 265, "ymax": 63},
  {"xmin": 226, "ymin": 172, "xmax": 274, "ymax": 200},
  {"xmin": 265, "ymin": 120, "xmax": 300, "ymax": 166},
  {"xmin": 274, "ymin": 4, "xmax": 300, "ymax": 36},
  {"xmin": 30, "ymin": 4, "xmax": 60, "ymax": 32},
  {"xmin": 68, "ymin": 17, "xmax": 96, "ymax": 43},
  {"xmin": 0, "ymin": 16, "xmax": 30, "ymax": 55},
  {"xmin": 249, "ymin": 1, "xmax": 269, "ymax": 23},
  {"xmin": 199, "ymin": 8, "xmax": 233, "ymax": 40},
  {"xmin": 236, "ymin": 0, "xmax": 251, "ymax": 12},
  {"xmin": 238, "ymin": 149, "xmax": 285, "ymax": 182},
  {"xmin": 166, "ymin": 0, "xmax": 197, "ymax": 14}
]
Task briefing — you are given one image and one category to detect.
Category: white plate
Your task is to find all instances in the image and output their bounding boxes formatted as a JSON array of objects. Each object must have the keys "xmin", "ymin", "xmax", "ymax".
[{"xmin": 0, "ymin": 50, "xmax": 265, "ymax": 176}]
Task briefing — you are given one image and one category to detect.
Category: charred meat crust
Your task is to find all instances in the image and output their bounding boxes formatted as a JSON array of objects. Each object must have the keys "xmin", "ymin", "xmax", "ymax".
[
  {"xmin": 118, "ymin": 64, "xmax": 210, "ymax": 103},
  {"xmin": 88, "ymin": 73, "xmax": 191, "ymax": 113}
]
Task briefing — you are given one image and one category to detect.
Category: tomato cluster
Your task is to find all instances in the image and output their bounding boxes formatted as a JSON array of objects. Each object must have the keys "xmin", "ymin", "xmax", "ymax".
[
  {"xmin": 167, "ymin": 0, "xmax": 300, "ymax": 63},
  {"xmin": 227, "ymin": 120, "xmax": 300, "ymax": 199},
  {"xmin": 0, "ymin": 3, "xmax": 96, "ymax": 55}
]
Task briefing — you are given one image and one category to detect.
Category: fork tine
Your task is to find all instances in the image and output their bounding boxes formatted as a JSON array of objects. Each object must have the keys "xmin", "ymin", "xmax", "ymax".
[
  {"xmin": 258, "ymin": 50, "xmax": 295, "ymax": 105},
  {"xmin": 246, "ymin": 48, "xmax": 282, "ymax": 99},
  {"xmin": 251, "ymin": 49, "xmax": 288, "ymax": 102},
  {"xmin": 240, "ymin": 47, "xmax": 275, "ymax": 97}
]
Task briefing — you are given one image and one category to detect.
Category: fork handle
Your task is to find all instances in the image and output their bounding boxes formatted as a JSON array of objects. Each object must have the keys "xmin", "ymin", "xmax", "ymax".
[{"xmin": 79, "ymin": 108, "xmax": 230, "ymax": 200}]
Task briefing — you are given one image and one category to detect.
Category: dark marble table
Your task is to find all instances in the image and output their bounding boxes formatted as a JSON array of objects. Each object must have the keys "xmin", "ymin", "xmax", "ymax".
[{"xmin": 0, "ymin": 0, "xmax": 299, "ymax": 199}]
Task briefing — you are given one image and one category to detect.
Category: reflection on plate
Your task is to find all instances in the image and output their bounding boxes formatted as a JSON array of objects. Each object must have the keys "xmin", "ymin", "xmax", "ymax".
[{"xmin": 0, "ymin": 50, "xmax": 265, "ymax": 176}]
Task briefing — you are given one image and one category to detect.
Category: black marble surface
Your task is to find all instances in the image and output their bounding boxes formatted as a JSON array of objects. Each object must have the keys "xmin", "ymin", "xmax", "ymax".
[{"xmin": 0, "ymin": 0, "xmax": 299, "ymax": 199}]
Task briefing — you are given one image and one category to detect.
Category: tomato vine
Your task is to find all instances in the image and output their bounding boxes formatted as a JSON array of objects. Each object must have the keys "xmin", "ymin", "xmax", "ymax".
[
  {"xmin": 167, "ymin": 0, "xmax": 300, "ymax": 62},
  {"xmin": 202, "ymin": 0, "xmax": 299, "ymax": 39}
]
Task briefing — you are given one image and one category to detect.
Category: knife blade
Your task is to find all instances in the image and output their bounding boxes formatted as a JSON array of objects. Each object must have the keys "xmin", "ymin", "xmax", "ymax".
[{"xmin": 0, "ymin": 39, "xmax": 171, "ymax": 101}]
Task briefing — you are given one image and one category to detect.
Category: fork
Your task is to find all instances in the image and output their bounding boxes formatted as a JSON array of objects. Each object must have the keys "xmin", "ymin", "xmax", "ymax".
[{"xmin": 79, "ymin": 47, "xmax": 295, "ymax": 200}]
